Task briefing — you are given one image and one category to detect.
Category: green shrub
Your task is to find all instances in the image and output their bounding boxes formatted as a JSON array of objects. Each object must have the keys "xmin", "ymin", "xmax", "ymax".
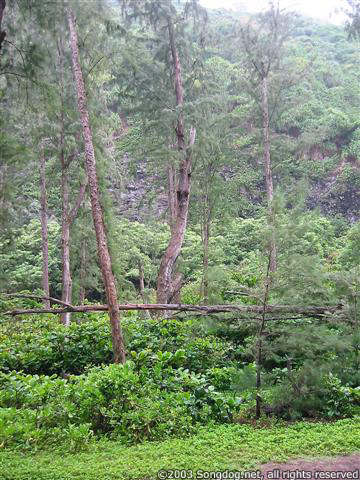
[
  {"xmin": 0, "ymin": 315, "xmax": 235, "ymax": 376},
  {"xmin": 0, "ymin": 362, "xmax": 242, "ymax": 449},
  {"xmin": 0, "ymin": 318, "xmax": 113, "ymax": 375}
]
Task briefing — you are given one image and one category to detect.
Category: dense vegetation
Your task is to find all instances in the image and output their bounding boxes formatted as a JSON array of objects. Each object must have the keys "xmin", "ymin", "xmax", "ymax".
[{"xmin": 0, "ymin": 0, "xmax": 360, "ymax": 477}]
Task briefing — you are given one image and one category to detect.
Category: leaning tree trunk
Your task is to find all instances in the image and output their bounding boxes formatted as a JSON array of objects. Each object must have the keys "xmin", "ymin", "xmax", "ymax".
[
  {"xmin": 261, "ymin": 74, "xmax": 276, "ymax": 273},
  {"xmin": 66, "ymin": 4, "xmax": 125, "ymax": 364},
  {"xmin": 39, "ymin": 146, "xmax": 50, "ymax": 309},
  {"xmin": 156, "ymin": 16, "xmax": 196, "ymax": 304}
]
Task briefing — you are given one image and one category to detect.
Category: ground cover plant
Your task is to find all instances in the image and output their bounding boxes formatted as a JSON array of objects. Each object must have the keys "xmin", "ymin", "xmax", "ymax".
[{"xmin": 0, "ymin": 419, "xmax": 359, "ymax": 480}]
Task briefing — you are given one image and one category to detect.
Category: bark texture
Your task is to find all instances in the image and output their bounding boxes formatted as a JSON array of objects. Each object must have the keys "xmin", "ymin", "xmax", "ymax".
[
  {"xmin": 66, "ymin": 5, "xmax": 125, "ymax": 364},
  {"xmin": 39, "ymin": 146, "xmax": 50, "ymax": 309},
  {"xmin": 167, "ymin": 163, "xmax": 177, "ymax": 231},
  {"xmin": 261, "ymin": 74, "xmax": 277, "ymax": 273},
  {"xmin": 156, "ymin": 15, "xmax": 196, "ymax": 304}
]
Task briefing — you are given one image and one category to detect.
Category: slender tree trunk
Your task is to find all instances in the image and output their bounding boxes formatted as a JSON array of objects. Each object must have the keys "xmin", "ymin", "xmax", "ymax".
[
  {"xmin": 60, "ymin": 159, "xmax": 72, "ymax": 326},
  {"xmin": 201, "ymin": 193, "xmax": 210, "ymax": 304},
  {"xmin": 79, "ymin": 238, "xmax": 86, "ymax": 304},
  {"xmin": 261, "ymin": 74, "xmax": 276, "ymax": 273},
  {"xmin": 66, "ymin": 4, "xmax": 125, "ymax": 364},
  {"xmin": 58, "ymin": 38, "xmax": 72, "ymax": 326},
  {"xmin": 202, "ymin": 219, "xmax": 210, "ymax": 305},
  {"xmin": 39, "ymin": 146, "xmax": 50, "ymax": 309},
  {"xmin": 255, "ymin": 255, "xmax": 271, "ymax": 419},
  {"xmin": 156, "ymin": 17, "xmax": 196, "ymax": 304},
  {"xmin": 0, "ymin": 0, "xmax": 6, "ymax": 54}
]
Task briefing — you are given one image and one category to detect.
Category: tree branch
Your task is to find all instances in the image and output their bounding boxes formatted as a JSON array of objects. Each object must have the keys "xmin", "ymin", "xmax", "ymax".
[
  {"xmin": 3, "ymin": 302, "xmax": 342, "ymax": 317},
  {"xmin": 4, "ymin": 293, "xmax": 75, "ymax": 309}
]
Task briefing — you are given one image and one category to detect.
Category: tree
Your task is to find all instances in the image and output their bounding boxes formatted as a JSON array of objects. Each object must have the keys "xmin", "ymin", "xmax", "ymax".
[
  {"xmin": 120, "ymin": 0, "xmax": 206, "ymax": 304},
  {"xmin": 189, "ymin": 56, "xmax": 238, "ymax": 304},
  {"xmin": 66, "ymin": 2, "xmax": 125, "ymax": 364},
  {"xmin": 239, "ymin": 2, "xmax": 295, "ymax": 272}
]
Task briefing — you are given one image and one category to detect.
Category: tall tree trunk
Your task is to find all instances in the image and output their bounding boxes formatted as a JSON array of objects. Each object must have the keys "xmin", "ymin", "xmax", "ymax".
[
  {"xmin": 0, "ymin": 0, "xmax": 6, "ymax": 54},
  {"xmin": 261, "ymin": 74, "xmax": 276, "ymax": 273},
  {"xmin": 66, "ymin": 4, "xmax": 125, "ymax": 364},
  {"xmin": 39, "ymin": 146, "xmax": 50, "ymax": 309},
  {"xmin": 156, "ymin": 16, "xmax": 196, "ymax": 304},
  {"xmin": 58, "ymin": 37, "xmax": 72, "ymax": 326}
]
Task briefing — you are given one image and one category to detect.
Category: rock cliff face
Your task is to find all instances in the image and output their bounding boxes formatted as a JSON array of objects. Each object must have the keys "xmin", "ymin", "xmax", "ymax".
[
  {"xmin": 109, "ymin": 153, "xmax": 168, "ymax": 222},
  {"xmin": 304, "ymin": 145, "xmax": 360, "ymax": 222},
  {"xmin": 110, "ymin": 141, "xmax": 360, "ymax": 224}
]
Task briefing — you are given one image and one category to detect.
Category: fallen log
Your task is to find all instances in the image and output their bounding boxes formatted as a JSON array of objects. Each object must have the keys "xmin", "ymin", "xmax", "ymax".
[{"xmin": 3, "ymin": 303, "xmax": 342, "ymax": 316}]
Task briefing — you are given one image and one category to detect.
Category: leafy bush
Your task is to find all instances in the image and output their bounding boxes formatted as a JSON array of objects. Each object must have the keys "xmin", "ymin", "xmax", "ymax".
[
  {"xmin": 0, "ymin": 315, "xmax": 236, "ymax": 376},
  {"xmin": 0, "ymin": 319, "xmax": 114, "ymax": 375},
  {"xmin": 324, "ymin": 373, "xmax": 360, "ymax": 418},
  {"xmin": 0, "ymin": 362, "xmax": 242, "ymax": 449}
]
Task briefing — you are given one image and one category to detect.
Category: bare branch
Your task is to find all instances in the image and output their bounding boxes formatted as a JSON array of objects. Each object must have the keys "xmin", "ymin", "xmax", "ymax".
[
  {"xmin": 4, "ymin": 293, "xmax": 75, "ymax": 309},
  {"xmin": 3, "ymin": 302, "xmax": 342, "ymax": 317}
]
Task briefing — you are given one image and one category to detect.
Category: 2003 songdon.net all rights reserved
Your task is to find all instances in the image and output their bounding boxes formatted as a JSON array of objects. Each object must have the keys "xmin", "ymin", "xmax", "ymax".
[{"xmin": 157, "ymin": 470, "xmax": 263, "ymax": 479}]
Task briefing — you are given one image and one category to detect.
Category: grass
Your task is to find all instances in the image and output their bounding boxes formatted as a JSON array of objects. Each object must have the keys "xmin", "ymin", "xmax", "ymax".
[{"xmin": 0, "ymin": 418, "xmax": 359, "ymax": 480}]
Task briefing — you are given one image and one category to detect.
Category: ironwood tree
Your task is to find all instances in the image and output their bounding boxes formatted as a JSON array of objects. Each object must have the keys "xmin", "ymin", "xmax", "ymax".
[
  {"xmin": 239, "ymin": 3, "xmax": 296, "ymax": 273},
  {"xmin": 66, "ymin": 2, "xmax": 126, "ymax": 364}
]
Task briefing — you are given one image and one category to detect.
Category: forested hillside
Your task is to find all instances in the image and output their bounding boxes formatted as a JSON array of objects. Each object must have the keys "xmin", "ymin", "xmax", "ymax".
[{"xmin": 0, "ymin": 0, "xmax": 359, "ymax": 478}]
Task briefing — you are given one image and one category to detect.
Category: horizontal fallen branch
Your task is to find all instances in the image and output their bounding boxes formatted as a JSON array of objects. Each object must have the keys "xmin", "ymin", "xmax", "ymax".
[
  {"xmin": 3, "ymin": 303, "xmax": 342, "ymax": 317},
  {"xmin": 4, "ymin": 293, "xmax": 74, "ymax": 309}
]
